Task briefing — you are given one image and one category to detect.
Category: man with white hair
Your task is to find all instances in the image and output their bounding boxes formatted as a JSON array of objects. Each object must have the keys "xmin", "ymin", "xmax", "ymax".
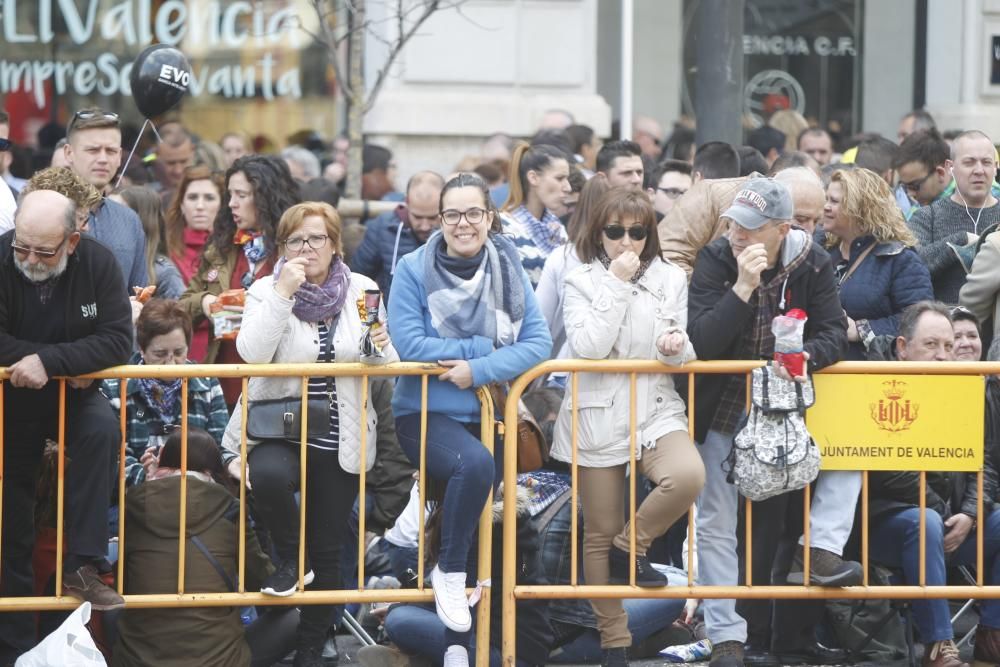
[
  {"xmin": 0, "ymin": 190, "xmax": 133, "ymax": 660},
  {"xmin": 774, "ymin": 167, "xmax": 826, "ymax": 235},
  {"xmin": 281, "ymin": 145, "xmax": 322, "ymax": 183}
]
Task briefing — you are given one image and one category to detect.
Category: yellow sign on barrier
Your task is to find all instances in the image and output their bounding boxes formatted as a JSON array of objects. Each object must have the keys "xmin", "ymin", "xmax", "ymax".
[{"xmin": 808, "ymin": 374, "xmax": 984, "ymax": 471}]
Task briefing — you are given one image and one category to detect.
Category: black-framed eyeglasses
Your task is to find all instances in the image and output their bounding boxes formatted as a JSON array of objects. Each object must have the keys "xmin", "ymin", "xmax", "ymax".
[
  {"xmin": 441, "ymin": 208, "xmax": 486, "ymax": 226},
  {"xmin": 900, "ymin": 171, "xmax": 934, "ymax": 193},
  {"xmin": 603, "ymin": 224, "xmax": 648, "ymax": 241},
  {"xmin": 0, "ymin": 138, "xmax": 11, "ymax": 152},
  {"xmin": 11, "ymin": 235, "xmax": 69, "ymax": 259},
  {"xmin": 284, "ymin": 235, "xmax": 329, "ymax": 252},
  {"xmin": 240, "ymin": 271, "xmax": 254, "ymax": 289},
  {"xmin": 657, "ymin": 187, "xmax": 687, "ymax": 199}
]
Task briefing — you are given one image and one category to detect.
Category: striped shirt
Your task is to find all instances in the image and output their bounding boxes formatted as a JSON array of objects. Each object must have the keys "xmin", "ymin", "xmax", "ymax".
[{"xmin": 306, "ymin": 321, "xmax": 340, "ymax": 450}]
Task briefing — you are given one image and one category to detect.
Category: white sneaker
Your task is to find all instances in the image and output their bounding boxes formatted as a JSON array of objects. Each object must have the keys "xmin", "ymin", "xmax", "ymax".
[
  {"xmin": 443, "ymin": 645, "xmax": 469, "ymax": 667},
  {"xmin": 431, "ymin": 566, "xmax": 471, "ymax": 633}
]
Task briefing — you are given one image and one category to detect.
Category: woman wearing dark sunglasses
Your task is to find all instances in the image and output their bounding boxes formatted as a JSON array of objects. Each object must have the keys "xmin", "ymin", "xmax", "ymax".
[
  {"xmin": 179, "ymin": 155, "xmax": 300, "ymax": 406},
  {"xmin": 549, "ymin": 188, "xmax": 705, "ymax": 667}
]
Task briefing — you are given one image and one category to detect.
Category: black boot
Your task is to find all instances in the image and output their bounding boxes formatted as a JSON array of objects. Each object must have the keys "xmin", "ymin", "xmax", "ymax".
[
  {"xmin": 608, "ymin": 545, "xmax": 667, "ymax": 587},
  {"xmin": 601, "ymin": 647, "xmax": 628, "ymax": 666}
]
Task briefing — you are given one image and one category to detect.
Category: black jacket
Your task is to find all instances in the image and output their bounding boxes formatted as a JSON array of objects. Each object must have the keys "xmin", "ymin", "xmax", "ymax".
[
  {"xmin": 0, "ymin": 232, "xmax": 132, "ymax": 414},
  {"xmin": 685, "ymin": 235, "xmax": 848, "ymax": 442}
]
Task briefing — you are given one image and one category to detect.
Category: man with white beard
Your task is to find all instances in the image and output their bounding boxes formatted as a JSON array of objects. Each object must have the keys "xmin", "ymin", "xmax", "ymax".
[{"xmin": 0, "ymin": 190, "xmax": 132, "ymax": 661}]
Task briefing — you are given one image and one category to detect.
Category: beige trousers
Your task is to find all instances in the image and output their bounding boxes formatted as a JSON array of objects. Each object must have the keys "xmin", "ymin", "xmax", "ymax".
[{"xmin": 579, "ymin": 430, "xmax": 705, "ymax": 648}]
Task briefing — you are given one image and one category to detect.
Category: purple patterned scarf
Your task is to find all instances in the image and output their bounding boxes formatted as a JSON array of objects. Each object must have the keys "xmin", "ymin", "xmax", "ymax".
[{"xmin": 274, "ymin": 256, "xmax": 352, "ymax": 322}]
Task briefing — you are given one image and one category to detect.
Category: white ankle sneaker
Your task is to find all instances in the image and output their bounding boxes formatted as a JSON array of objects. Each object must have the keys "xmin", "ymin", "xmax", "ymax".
[
  {"xmin": 443, "ymin": 645, "xmax": 469, "ymax": 667},
  {"xmin": 431, "ymin": 566, "xmax": 471, "ymax": 633}
]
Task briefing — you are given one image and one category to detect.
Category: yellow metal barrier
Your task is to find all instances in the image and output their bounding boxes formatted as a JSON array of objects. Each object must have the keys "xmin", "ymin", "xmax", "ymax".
[
  {"xmin": 0, "ymin": 362, "xmax": 495, "ymax": 666},
  {"xmin": 501, "ymin": 359, "xmax": 1000, "ymax": 665}
]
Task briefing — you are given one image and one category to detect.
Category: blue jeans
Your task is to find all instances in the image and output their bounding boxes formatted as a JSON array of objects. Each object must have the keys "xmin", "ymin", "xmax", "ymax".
[
  {"xmin": 870, "ymin": 506, "xmax": 1000, "ymax": 640},
  {"xmin": 384, "ymin": 603, "xmax": 531, "ymax": 667},
  {"xmin": 396, "ymin": 413, "xmax": 495, "ymax": 573},
  {"xmin": 548, "ymin": 597, "xmax": 686, "ymax": 663}
]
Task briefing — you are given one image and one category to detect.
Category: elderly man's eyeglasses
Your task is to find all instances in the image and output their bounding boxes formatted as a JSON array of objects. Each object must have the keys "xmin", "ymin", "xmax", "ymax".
[
  {"xmin": 441, "ymin": 208, "xmax": 487, "ymax": 226},
  {"xmin": 284, "ymin": 235, "xmax": 329, "ymax": 252},
  {"xmin": 11, "ymin": 236, "xmax": 69, "ymax": 258}
]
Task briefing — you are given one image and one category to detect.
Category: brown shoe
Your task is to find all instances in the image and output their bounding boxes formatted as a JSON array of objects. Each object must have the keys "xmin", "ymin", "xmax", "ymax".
[
  {"xmin": 921, "ymin": 639, "xmax": 969, "ymax": 667},
  {"xmin": 709, "ymin": 640, "xmax": 745, "ymax": 667},
  {"xmin": 786, "ymin": 546, "xmax": 863, "ymax": 586},
  {"xmin": 63, "ymin": 564, "xmax": 125, "ymax": 611},
  {"xmin": 974, "ymin": 625, "xmax": 1000, "ymax": 664}
]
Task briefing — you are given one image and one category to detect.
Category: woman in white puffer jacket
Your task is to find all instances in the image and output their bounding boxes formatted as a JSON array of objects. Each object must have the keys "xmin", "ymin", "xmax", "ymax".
[
  {"xmin": 222, "ymin": 201, "xmax": 398, "ymax": 667},
  {"xmin": 549, "ymin": 188, "xmax": 705, "ymax": 667}
]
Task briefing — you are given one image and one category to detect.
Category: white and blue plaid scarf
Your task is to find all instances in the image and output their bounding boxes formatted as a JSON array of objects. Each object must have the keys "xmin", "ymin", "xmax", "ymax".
[
  {"xmin": 508, "ymin": 204, "xmax": 565, "ymax": 255},
  {"xmin": 425, "ymin": 231, "xmax": 525, "ymax": 347}
]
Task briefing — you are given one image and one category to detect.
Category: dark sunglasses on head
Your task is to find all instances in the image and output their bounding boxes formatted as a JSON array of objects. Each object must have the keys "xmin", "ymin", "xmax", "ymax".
[
  {"xmin": 0, "ymin": 138, "xmax": 10, "ymax": 152},
  {"xmin": 68, "ymin": 110, "xmax": 120, "ymax": 132},
  {"xmin": 603, "ymin": 224, "xmax": 648, "ymax": 241}
]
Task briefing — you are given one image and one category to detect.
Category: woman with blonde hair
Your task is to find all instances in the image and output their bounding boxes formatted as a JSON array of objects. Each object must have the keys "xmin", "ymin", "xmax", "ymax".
[
  {"xmin": 768, "ymin": 109, "xmax": 809, "ymax": 153},
  {"xmin": 822, "ymin": 167, "xmax": 933, "ymax": 359}
]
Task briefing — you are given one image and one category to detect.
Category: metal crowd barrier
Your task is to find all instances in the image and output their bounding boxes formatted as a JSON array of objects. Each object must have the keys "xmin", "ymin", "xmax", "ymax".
[
  {"xmin": 501, "ymin": 359, "xmax": 1000, "ymax": 665},
  {"xmin": 0, "ymin": 362, "xmax": 495, "ymax": 667}
]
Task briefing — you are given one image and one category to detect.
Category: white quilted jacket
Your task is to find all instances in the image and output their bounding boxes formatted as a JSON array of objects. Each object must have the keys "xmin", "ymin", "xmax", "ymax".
[{"xmin": 221, "ymin": 273, "xmax": 399, "ymax": 473}]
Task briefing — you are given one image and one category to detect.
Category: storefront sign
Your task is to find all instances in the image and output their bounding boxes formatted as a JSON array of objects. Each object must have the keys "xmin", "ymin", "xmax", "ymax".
[
  {"xmin": 0, "ymin": 0, "xmax": 307, "ymax": 108},
  {"xmin": 807, "ymin": 375, "xmax": 984, "ymax": 471}
]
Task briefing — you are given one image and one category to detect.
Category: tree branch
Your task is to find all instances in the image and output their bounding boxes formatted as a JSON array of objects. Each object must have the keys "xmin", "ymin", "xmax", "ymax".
[{"xmin": 363, "ymin": 0, "xmax": 445, "ymax": 113}]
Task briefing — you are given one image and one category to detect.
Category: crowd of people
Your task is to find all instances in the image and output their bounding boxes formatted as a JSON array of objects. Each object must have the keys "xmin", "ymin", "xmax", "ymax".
[{"xmin": 1, "ymin": 102, "xmax": 1000, "ymax": 667}]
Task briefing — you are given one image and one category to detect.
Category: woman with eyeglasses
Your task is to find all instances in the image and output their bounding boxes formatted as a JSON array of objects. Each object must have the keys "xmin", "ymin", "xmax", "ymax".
[
  {"xmin": 388, "ymin": 173, "xmax": 551, "ymax": 666},
  {"xmin": 219, "ymin": 201, "xmax": 397, "ymax": 667},
  {"xmin": 99, "ymin": 299, "xmax": 229, "ymax": 488},
  {"xmin": 548, "ymin": 188, "xmax": 704, "ymax": 667},
  {"xmin": 822, "ymin": 168, "xmax": 933, "ymax": 360},
  {"xmin": 179, "ymin": 155, "xmax": 301, "ymax": 404},
  {"xmin": 501, "ymin": 142, "xmax": 573, "ymax": 287}
]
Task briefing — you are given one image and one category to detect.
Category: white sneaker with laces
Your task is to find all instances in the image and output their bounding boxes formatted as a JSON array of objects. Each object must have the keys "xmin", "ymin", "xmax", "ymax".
[
  {"xmin": 443, "ymin": 645, "xmax": 469, "ymax": 667},
  {"xmin": 431, "ymin": 565, "xmax": 471, "ymax": 632}
]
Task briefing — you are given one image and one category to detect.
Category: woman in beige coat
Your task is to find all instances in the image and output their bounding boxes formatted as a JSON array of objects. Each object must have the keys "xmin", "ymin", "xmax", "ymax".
[{"xmin": 549, "ymin": 189, "xmax": 705, "ymax": 667}]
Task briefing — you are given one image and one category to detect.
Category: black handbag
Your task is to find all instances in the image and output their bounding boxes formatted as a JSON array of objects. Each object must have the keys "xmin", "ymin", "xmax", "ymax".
[{"xmin": 245, "ymin": 315, "xmax": 336, "ymax": 441}]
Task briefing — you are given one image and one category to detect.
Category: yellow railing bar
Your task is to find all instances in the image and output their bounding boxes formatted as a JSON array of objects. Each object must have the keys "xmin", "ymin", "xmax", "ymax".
[
  {"xmin": 475, "ymin": 386, "xmax": 495, "ymax": 667},
  {"xmin": 176, "ymin": 380, "xmax": 189, "ymax": 593},
  {"xmin": 628, "ymin": 372, "xmax": 637, "ymax": 587},
  {"xmin": 56, "ymin": 380, "xmax": 65, "ymax": 598},
  {"xmin": 298, "ymin": 376, "xmax": 309, "ymax": 594},
  {"xmin": 570, "ymin": 372, "xmax": 579, "ymax": 586},
  {"xmin": 239, "ymin": 376, "xmax": 249, "ymax": 593},
  {"xmin": 117, "ymin": 378, "xmax": 127, "ymax": 593},
  {"xmin": 358, "ymin": 374, "xmax": 369, "ymax": 592}
]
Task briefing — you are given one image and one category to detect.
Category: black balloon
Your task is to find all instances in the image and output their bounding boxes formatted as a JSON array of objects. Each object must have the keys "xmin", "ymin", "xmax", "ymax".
[{"xmin": 129, "ymin": 44, "xmax": 191, "ymax": 118}]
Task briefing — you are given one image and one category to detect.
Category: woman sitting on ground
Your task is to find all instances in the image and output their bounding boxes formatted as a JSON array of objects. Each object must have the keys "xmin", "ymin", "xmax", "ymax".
[{"xmin": 112, "ymin": 427, "xmax": 273, "ymax": 667}]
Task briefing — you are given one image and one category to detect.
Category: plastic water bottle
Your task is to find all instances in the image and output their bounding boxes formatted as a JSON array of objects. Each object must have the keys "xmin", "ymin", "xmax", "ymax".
[{"xmin": 772, "ymin": 308, "xmax": 808, "ymax": 377}]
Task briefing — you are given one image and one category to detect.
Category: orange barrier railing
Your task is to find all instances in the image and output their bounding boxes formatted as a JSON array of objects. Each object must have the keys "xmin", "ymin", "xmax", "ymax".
[
  {"xmin": 501, "ymin": 359, "xmax": 998, "ymax": 665},
  {"xmin": 0, "ymin": 362, "xmax": 495, "ymax": 665}
]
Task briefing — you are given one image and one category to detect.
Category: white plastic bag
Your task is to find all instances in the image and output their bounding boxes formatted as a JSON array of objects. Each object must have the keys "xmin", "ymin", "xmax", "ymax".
[{"xmin": 15, "ymin": 601, "xmax": 106, "ymax": 666}]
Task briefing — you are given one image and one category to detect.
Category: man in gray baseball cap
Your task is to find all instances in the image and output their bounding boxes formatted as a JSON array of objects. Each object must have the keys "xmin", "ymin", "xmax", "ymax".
[
  {"xmin": 721, "ymin": 177, "xmax": 795, "ymax": 281},
  {"xmin": 685, "ymin": 176, "xmax": 852, "ymax": 667}
]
